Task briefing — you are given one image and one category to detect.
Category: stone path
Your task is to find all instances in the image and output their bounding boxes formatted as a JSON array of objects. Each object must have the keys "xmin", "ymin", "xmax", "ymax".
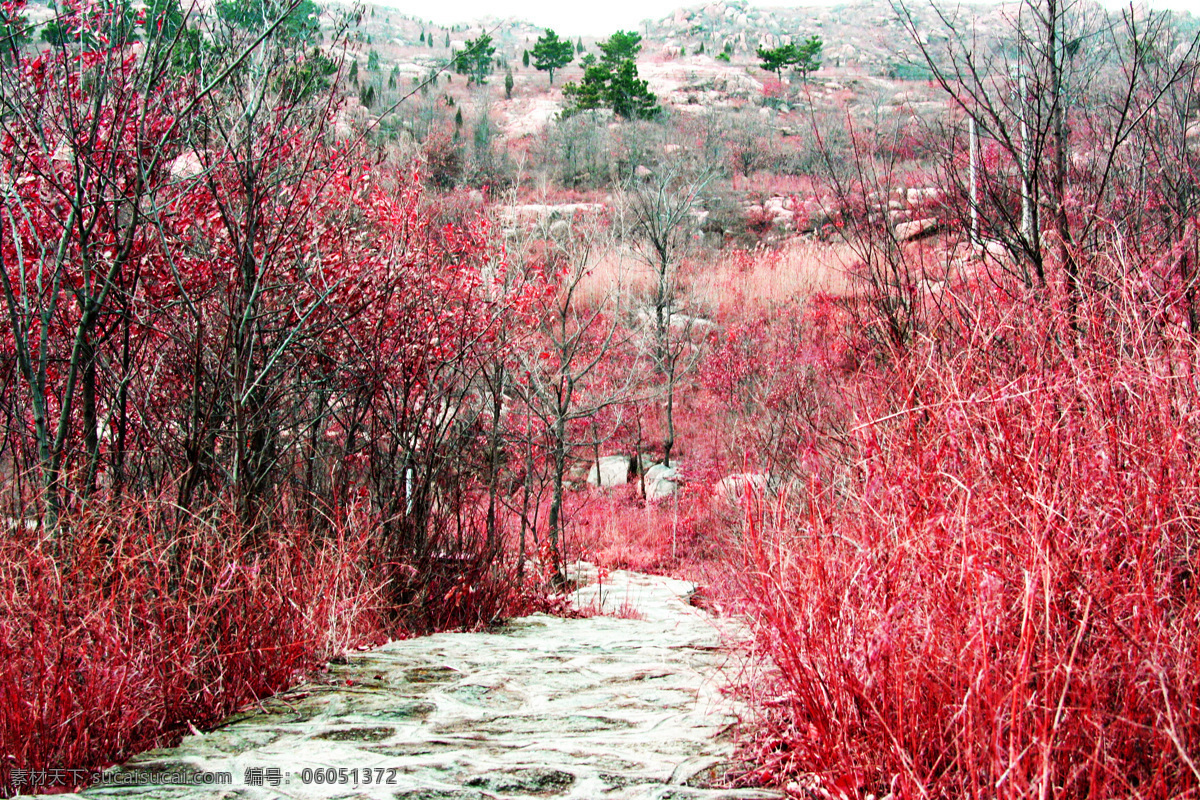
[{"xmin": 45, "ymin": 566, "xmax": 781, "ymax": 800}]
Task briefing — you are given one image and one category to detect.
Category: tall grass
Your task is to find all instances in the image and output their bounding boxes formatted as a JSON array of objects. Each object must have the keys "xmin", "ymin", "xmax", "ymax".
[
  {"xmin": 0, "ymin": 497, "xmax": 387, "ymax": 794},
  {"xmin": 689, "ymin": 242, "xmax": 860, "ymax": 316},
  {"xmin": 735, "ymin": 271, "xmax": 1200, "ymax": 798},
  {"xmin": 0, "ymin": 498, "xmax": 562, "ymax": 797}
]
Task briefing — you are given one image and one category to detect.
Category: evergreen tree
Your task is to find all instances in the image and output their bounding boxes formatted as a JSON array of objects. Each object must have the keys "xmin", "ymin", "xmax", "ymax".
[
  {"xmin": 504, "ymin": 70, "xmax": 514, "ymax": 99},
  {"xmin": 522, "ymin": 49, "xmax": 529, "ymax": 68},
  {"xmin": 144, "ymin": 0, "xmax": 185, "ymax": 40},
  {"xmin": 562, "ymin": 31, "xmax": 658, "ymax": 120},
  {"xmin": 576, "ymin": 37, "xmax": 584, "ymax": 54},
  {"xmin": 599, "ymin": 29, "xmax": 641, "ymax": 67},
  {"xmin": 276, "ymin": 46, "xmax": 337, "ymax": 101},
  {"xmin": 606, "ymin": 59, "xmax": 659, "ymax": 119},
  {"xmin": 216, "ymin": 0, "xmax": 320, "ymax": 43},
  {"xmin": 794, "ymin": 34, "xmax": 823, "ymax": 81},
  {"xmin": 562, "ymin": 62, "xmax": 610, "ymax": 113},
  {"xmin": 756, "ymin": 42, "xmax": 797, "ymax": 79},
  {"xmin": 531, "ymin": 28, "xmax": 574, "ymax": 84},
  {"xmin": 453, "ymin": 33, "xmax": 495, "ymax": 84}
]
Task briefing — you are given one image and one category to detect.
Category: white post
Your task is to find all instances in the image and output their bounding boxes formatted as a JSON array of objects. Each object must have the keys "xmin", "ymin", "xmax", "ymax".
[
  {"xmin": 405, "ymin": 466, "xmax": 414, "ymax": 515},
  {"xmin": 1019, "ymin": 71, "xmax": 1035, "ymax": 250},
  {"xmin": 969, "ymin": 115, "xmax": 980, "ymax": 248}
]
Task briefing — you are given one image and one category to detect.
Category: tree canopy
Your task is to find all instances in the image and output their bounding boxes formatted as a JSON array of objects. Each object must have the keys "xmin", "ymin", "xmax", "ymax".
[
  {"xmin": 606, "ymin": 60, "xmax": 660, "ymax": 119},
  {"xmin": 563, "ymin": 30, "xmax": 658, "ymax": 120},
  {"xmin": 599, "ymin": 29, "xmax": 642, "ymax": 66},
  {"xmin": 756, "ymin": 35, "xmax": 823, "ymax": 81},
  {"xmin": 216, "ymin": 0, "xmax": 321, "ymax": 42},
  {"xmin": 531, "ymin": 28, "xmax": 574, "ymax": 84},
  {"xmin": 453, "ymin": 32, "xmax": 495, "ymax": 84},
  {"xmin": 756, "ymin": 43, "xmax": 796, "ymax": 79},
  {"xmin": 794, "ymin": 34, "xmax": 822, "ymax": 80}
]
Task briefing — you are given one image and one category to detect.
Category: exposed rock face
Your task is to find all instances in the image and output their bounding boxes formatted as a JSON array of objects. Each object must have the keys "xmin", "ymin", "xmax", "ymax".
[
  {"xmin": 638, "ymin": 57, "xmax": 763, "ymax": 109},
  {"xmin": 588, "ymin": 455, "xmax": 632, "ymax": 487},
  {"xmin": 36, "ymin": 567, "xmax": 783, "ymax": 800},
  {"xmin": 497, "ymin": 203, "xmax": 606, "ymax": 237},
  {"xmin": 501, "ymin": 97, "xmax": 564, "ymax": 139},
  {"xmin": 499, "ymin": 203, "xmax": 605, "ymax": 223}
]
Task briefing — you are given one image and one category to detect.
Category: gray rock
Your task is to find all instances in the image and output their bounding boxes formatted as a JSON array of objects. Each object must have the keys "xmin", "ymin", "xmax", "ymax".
[
  {"xmin": 894, "ymin": 217, "xmax": 940, "ymax": 241},
  {"xmin": 587, "ymin": 455, "xmax": 632, "ymax": 487},
  {"xmin": 715, "ymin": 473, "xmax": 769, "ymax": 503},
  {"xmin": 642, "ymin": 463, "xmax": 683, "ymax": 500}
]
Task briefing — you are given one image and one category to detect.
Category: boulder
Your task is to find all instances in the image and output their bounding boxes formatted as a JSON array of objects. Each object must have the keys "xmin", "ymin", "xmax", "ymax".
[
  {"xmin": 587, "ymin": 455, "xmax": 631, "ymax": 487},
  {"xmin": 168, "ymin": 151, "xmax": 204, "ymax": 179},
  {"xmin": 642, "ymin": 463, "xmax": 682, "ymax": 500},
  {"xmin": 895, "ymin": 217, "xmax": 940, "ymax": 241},
  {"xmin": 635, "ymin": 308, "xmax": 718, "ymax": 332},
  {"xmin": 906, "ymin": 187, "xmax": 942, "ymax": 206},
  {"xmin": 715, "ymin": 473, "xmax": 769, "ymax": 503}
]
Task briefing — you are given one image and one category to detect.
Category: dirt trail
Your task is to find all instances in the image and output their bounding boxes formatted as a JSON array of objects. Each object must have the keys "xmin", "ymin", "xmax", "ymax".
[{"xmin": 42, "ymin": 566, "xmax": 781, "ymax": 800}]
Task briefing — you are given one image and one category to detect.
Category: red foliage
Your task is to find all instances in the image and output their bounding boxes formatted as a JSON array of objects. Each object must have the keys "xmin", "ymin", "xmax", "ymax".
[
  {"xmin": 761, "ymin": 77, "xmax": 786, "ymax": 100},
  {"xmin": 0, "ymin": 499, "xmax": 385, "ymax": 794},
  {"xmin": 733, "ymin": 270, "xmax": 1200, "ymax": 799},
  {"xmin": 0, "ymin": 33, "xmax": 552, "ymax": 795}
]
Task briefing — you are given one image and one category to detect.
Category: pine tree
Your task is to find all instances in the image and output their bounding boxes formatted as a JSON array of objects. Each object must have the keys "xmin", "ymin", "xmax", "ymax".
[
  {"xmin": 453, "ymin": 33, "xmax": 495, "ymax": 84},
  {"xmin": 562, "ymin": 63, "xmax": 609, "ymax": 114},
  {"xmin": 757, "ymin": 43, "xmax": 797, "ymax": 79},
  {"xmin": 531, "ymin": 29, "xmax": 574, "ymax": 84},
  {"xmin": 599, "ymin": 30, "xmax": 642, "ymax": 67},
  {"xmin": 505, "ymin": 71, "xmax": 514, "ymax": 99},
  {"xmin": 606, "ymin": 59, "xmax": 659, "ymax": 119},
  {"xmin": 794, "ymin": 34, "xmax": 823, "ymax": 82},
  {"xmin": 562, "ymin": 31, "xmax": 658, "ymax": 119},
  {"xmin": 522, "ymin": 49, "xmax": 530, "ymax": 68}
]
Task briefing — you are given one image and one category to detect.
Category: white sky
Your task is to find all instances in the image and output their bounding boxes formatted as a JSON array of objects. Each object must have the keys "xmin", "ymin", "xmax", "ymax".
[{"xmin": 371, "ymin": 0, "xmax": 1199, "ymax": 36}]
